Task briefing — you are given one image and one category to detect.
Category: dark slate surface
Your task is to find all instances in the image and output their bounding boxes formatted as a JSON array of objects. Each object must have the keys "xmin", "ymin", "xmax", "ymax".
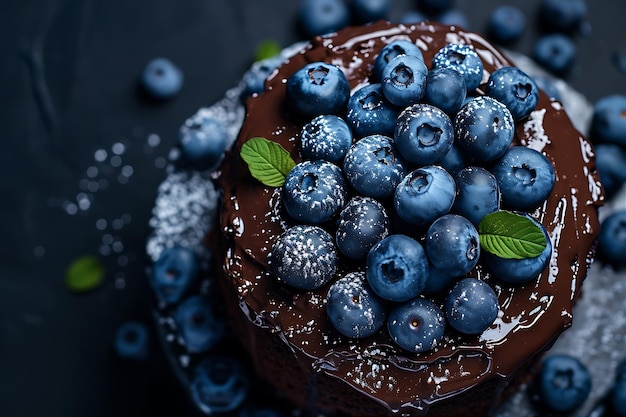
[{"xmin": 1, "ymin": 0, "xmax": 625, "ymax": 416}]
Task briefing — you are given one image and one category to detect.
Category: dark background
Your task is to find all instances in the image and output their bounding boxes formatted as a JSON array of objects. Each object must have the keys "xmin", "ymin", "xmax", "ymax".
[{"xmin": 1, "ymin": 1, "xmax": 624, "ymax": 416}]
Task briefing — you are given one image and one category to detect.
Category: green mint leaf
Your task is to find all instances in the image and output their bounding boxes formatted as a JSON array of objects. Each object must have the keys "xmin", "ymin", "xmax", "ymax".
[
  {"xmin": 240, "ymin": 137, "xmax": 295, "ymax": 187},
  {"xmin": 65, "ymin": 255, "xmax": 105, "ymax": 293},
  {"xmin": 478, "ymin": 211, "xmax": 547, "ymax": 260},
  {"xmin": 255, "ymin": 40, "xmax": 281, "ymax": 62}
]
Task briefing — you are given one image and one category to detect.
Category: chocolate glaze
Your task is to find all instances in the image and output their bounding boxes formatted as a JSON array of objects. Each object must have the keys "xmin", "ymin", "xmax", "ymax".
[{"xmin": 218, "ymin": 21, "xmax": 603, "ymax": 416}]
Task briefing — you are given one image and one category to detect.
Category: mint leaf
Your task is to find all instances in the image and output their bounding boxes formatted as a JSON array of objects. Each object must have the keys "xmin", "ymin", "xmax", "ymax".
[
  {"xmin": 478, "ymin": 211, "xmax": 547, "ymax": 259},
  {"xmin": 240, "ymin": 137, "xmax": 295, "ymax": 187},
  {"xmin": 65, "ymin": 255, "xmax": 105, "ymax": 293},
  {"xmin": 255, "ymin": 40, "xmax": 281, "ymax": 62}
]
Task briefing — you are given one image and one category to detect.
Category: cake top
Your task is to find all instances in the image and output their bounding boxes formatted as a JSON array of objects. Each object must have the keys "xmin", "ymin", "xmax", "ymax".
[{"xmin": 219, "ymin": 20, "xmax": 603, "ymax": 415}]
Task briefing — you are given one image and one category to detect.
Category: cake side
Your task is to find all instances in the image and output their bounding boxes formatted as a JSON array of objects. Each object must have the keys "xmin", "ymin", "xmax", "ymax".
[{"xmin": 218, "ymin": 20, "xmax": 603, "ymax": 416}]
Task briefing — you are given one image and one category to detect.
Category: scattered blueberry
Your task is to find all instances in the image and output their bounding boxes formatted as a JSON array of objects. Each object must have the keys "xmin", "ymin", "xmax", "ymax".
[
  {"xmin": 535, "ymin": 354, "xmax": 592, "ymax": 413},
  {"xmin": 300, "ymin": 115, "xmax": 353, "ymax": 163},
  {"xmin": 423, "ymin": 264, "xmax": 458, "ymax": 294},
  {"xmin": 454, "ymin": 96, "xmax": 515, "ymax": 162},
  {"xmin": 453, "ymin": 166, "xmax": 500, "ymax": 227},
  {"xmin": 151, "ymin": 246, "xmax": 199, "ymax": 306},
  {"xmin": 373, "ymin": 40, "xmax": 424, "ymax": 82},
  {"xmin": 533, "ymin": 34, "xmax": 577, "ymax": 76},
  {"xmin": 597, "ymin": 210, "xmax": 626, "ymax": 268},
  {"xmin": 538, "ymin": 0, "xmax": 587, "ymax": 33},
  {"xmin": 387, "ymin": 297, "xmax": 446, "ymax": 353},
  {"xmin": 336, "ymin": 196, "xmax": 390, "ymax": 259},
  {"xmin": 432, "ymin": 43, "xmax": 484, "ymax": 92},
  {"xmin": 439, "ymin": 143, "xmax": 469, "ymax": 177},
  {"xmin": 394, "ymin": 165, "xmax": 456, "ymax": 227},
  {"xmin": 381, "ymin": 54, "xmax": 428, "ymax": 108},
  {"xmin": 610, "ymin": 359, "xmax": 626, "ymax": 416},
  {"xmin": 351, "ymin": 0, "xmax": 392, "ymax": 23},
  {"xmin": 270, "ymin": 225, "xmax": 338, "ymax": 290},
  {"xmin": 114, "ymin": 321, "xmax": 150, "ymax": 360},
  {"xmin": 486, "ymin": 66, "xmax": 539, "ymax": 120},
  {"xmin": 533, "ymin": 74, "xmax": 562, "ymax": 101},
  {"xmin": 282, "ymin": 160, "xmax": 347, "ymax": 224},
  {"xmin": 483, "ymin": 216, "xmax": 553, "ymax": 284},
  {"xmin": 426, "ymin": 214, "xmax": 480, "ymax": 277},
  {"xmin": 444, "ymin": 277, "xmax": 499, "ymax": 335},
  {"xmin": 343, "ymin": 134, "xmax": 408, "ymax": 199},
  {"xmin": 346, "ymin": 83, "xmax": 400, "ymax": 138},
  {"xmin": 191, "ymin": 356, "xmax": 250, "ymax": 414},
  {"xmin": 366, "ymin": 234, "xmax": 429, "ymax": 302},
  {"xmin": 396, "ymin": 11, "xmax": 428, "ymax": 24},
  {"xmin": 595, "ymin": 143, "xmax": 626, "ymax": 198},
  {"xmin": 326, "ymin": 271, "xmax": 388, "ymax": 338},
  {"xmin": 436, "ymin": 9, "xmax": 469, "ymax": 29},
  {"xmin": 174, "ymin": 295, "xmax": 225, "ymax": 354},
  {"xmin": 491, "ymin": 146, "xmax": 556, "ymax": 211},
  {"xmin": 286, "ymin": 62, "xmax": 350, "ymax": 119},
  {"xmin": 298, "ymin": 0, "xmax": 350, "ymax": 38},
  {"xmin": 487, "ymin": 5, "xmax": 526, "ymax": 45},
  {"xmin": 394, "ymin": 103, "xmax": 455, "ymax": 165},
  {"xmin": 423, "ymin": 67, "xmax": 466, "ymax": 115},
  {"xmin": 140, "ymin": 57, "xmax": 183, "ymax": 100},
  {"xmin": 591, "ymin": 94, "xmax": 626, "ymax": 147},
  {"xmin": 243, "ymin": 55, "xmax": 283, "ymax": 96},
  {"xmin": 179, "ymin": 113, "xmax": 230, "ymax": 169}
]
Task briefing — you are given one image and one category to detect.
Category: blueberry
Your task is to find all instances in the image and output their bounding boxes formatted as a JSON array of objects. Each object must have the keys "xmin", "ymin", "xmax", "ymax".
[
  {"xmin": 491, "ymin": 146, "xmax": 556, "ymax": 211},
  {"xmin": 597, "ymin": 210, "xmax": 626, "ymax": 268},
  {"xmin": 533, "ymin": 74, "xmax": 562, "ymax": 101},
  {"xmin": 439, "ymin": 143, "xmax": 470, "ymax": 177},
  {"xmin": 591, "ymin": 95, "xmax": 626, "ymax": 147},
  {"xmin": 346, "ymin": 83, "xmax": 400, "ymax": 138},
  {"xmin": 343, "ymin": 134, "xmax": 408, "ymax": 199},
  {"xmin": 286, "ymin": 62, "xmax": 350, "ymax": 119},
  {"xmin": 394, "ymin": 165, "xmax": 456, "ymax": 227},
  {"xmin": 595, "ymin": 144, "xmax": 626, "ymax": 198},
  {"xmin": 387, "ymin": 297, "xmax": 446, "ymax": 353},
  {"xmin": 174, "ymin": 295, "xmax": 225, "ymax": 354},
  {"xmin": 243, "ymin": 55, "xmax": 283, "ymax": 96},
  {"xmin": 536, "ymin": 354, "xmax": 592, "ymax": 413},
  {"xmin": 423, "ymin": 67, "xmax": 466, "ymax": 115},
  {"xmin": 191, "ymin": 356, "xmax": 250, "ymax": 414},
  {"xmin": 394, "ymin": 103, "xmax": 454, "ymax": 166},
  {"xmin": 436, "ymin": 9, "xmax": 469, "ymax": 29},
  {"xmin": 426, "ymin": 214, "xmax": 480, "ymax": 276},
  {"xmin": 351, "ymin": 0, "xmax": 391, "ymax": 23},
  {"xmin": 533, "ymin": 34, "xmax": 577, "ymax": 76},
  {"xmin": 282, "ymin": 160, "xmax": 347, "ymax": 224},
  {"xmin": 486, "ymin": 66, "xmax": 539, "ymax": 120},
  {"xmin": 140, "ymin": 57, "xmax": 183, "ymax": 100},
  {"xmin": 151, "ymin": 246, "xmax": 199, "ymax": 306},
  {"xmin": 381, "ymin": 54, "xmax": 428, "ymax": 108},
  {"xmin": 444, "ymin": 278, "xmax": 499, "ymax": 335},
  {"xmin": 336, "ymin": 196, "xmax": 390, "ymax": 259},
  {"xmin": 373, "ymin": 40, "xmax": 424, "ymax": 82},
  {"xmin": 432, "ymin": 44, "xmax": 484, "ymax": 92},
  {"xmin": 453, "ymin": 166, "xmax": 500, "ymax": 227},
  {"xmin": 610, "ymin": 359, "xmax": 626, "ymax": 416},
  {"xmin": 454, "ymin": 96, "xmax": 515, "ymax": 162},
  {"xmin": 538, "ymin": 0, "xmax": 587, "ymax": 33},
  {"xmin": 487, "ymin": 5, "xmax": 526, "ymax": 46},
  {"xmin": 423, "ymin": 264, "xmax": 458, "ymax": 294},
  {"xmin": 300, "ymin": 115, "xmax": 353, "ymax": 163},
  {"xmin": 483, "ymin": 216, "xmax": 553, "ymax": 284},
  {"xmin": 416, "ymin": 0, "xmax": 455, "ymax": 14},
  {"xmin": 297, "ymin": 0, "xmax": 350, "ymax": 38},
  {"xmin": 396, "ymin": 11, "xmax": 427, "ymax": 24},
  {"xmin": 365, "ymin": 234, "xmax": 429, "ymax": 302},
  {"xmin": 270, "ymin": 225, "xmax": 338, "ymax": 290},
  {"xmin": 114, "ymin": 321, "xmax": 150, "ymax": 360},
  {"xmin": 326, "ymin": 271, "xmax": 388, "ymax": 338},
  {"xmin": 179, "ymin": 113, "xmax": 230, "ymax": 169}
]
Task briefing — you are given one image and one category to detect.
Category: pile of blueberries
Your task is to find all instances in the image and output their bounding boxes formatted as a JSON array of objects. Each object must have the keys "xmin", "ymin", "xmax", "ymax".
[{"xmin": 268, "ymin": 39, "xmax": 556, "ymax": 354}]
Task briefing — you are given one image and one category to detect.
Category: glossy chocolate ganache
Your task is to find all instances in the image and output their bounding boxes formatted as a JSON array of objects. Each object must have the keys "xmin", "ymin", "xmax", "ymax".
[{"xmin": 218, "ymin": 21, "xmax": 603, "ymax": 417}]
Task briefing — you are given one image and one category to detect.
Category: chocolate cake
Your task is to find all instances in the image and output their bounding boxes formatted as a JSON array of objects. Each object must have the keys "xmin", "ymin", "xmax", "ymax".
[{"xmin": 215, "ymin": 20, "xmax": 604, "ymax": 417}]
